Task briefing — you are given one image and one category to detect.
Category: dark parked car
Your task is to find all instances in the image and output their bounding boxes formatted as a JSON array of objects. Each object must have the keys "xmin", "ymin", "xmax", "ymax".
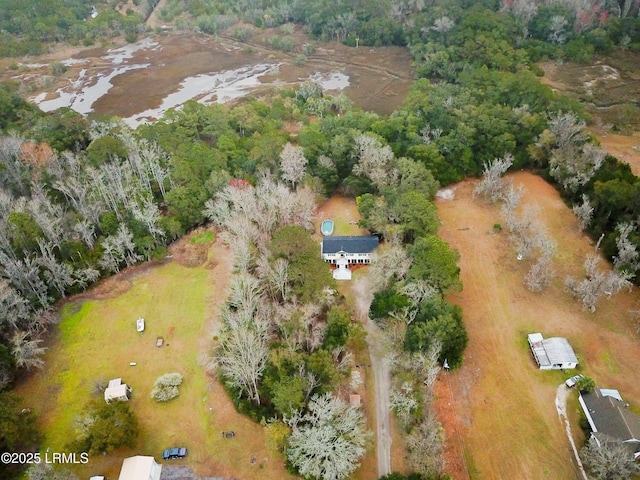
[{"xmin": 162, "ymin": 447, "xmax": 188, "ymax": 460}]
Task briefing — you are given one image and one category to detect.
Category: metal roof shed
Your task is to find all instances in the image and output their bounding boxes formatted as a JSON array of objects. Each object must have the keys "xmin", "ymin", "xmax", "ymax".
[{"xmin": 528, "ymin": 333, "xmax": 578, "ymax": 370}]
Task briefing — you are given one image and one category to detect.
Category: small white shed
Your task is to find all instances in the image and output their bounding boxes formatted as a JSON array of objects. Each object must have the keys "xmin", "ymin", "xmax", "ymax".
[{"xmin": 104, "ymin": 378, "xmax": 132, "ymax": 403}]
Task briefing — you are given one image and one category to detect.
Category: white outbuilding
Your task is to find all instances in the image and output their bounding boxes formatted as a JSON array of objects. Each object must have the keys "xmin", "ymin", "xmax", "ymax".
[
  {"xmin": 527, "ymin": 332, "xmax": 578, "ymax": 370},
  {"xmin": 104, "ymin": 378, "xmax": 132, "ymax": 403},
  {"xmin": 118, "ymin": 456, "xmax": 162, "ymax": 480}
]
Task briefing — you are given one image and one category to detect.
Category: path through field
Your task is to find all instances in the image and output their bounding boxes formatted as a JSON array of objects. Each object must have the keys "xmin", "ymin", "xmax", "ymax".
[
  {"xmin": 353, "ymin": 276, "xmax": 392, "ymax": 477},
  {"xmin": 555, "ymin": 384, "xmax": 588, "ymax": 480}
]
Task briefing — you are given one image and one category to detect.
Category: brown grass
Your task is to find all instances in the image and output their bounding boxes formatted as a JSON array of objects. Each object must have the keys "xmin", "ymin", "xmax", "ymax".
[
  {"xmin": 434, "ymin": 172, "xmax": 640, "ymax": 480},
  {"xmin": 588, "ymin": 126, "xmax": 640, "ymax": 177}
]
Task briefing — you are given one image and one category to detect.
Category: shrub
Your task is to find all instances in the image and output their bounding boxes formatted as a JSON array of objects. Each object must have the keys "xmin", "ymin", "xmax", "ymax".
[
  {"xmin": 231, "ymin": 26, "xmax": 254, "ymax": 41},
  {"xmin": 280, "ymin": 24, "xmax": 294, "ymax": 35},
  {"xmin": 576, "ymin": 375, "xmax": 596, "ymax": 393},
  {"xmin": 51, "ymin": 62, "xmax": 67, "ymax": 75},
  {"xmin": 68, "ymin": 400, "xmax": 137, "ymax": 455},
  {"xmin": 151, "ymin": 372, "xmax": 183, "ymax": 402}
]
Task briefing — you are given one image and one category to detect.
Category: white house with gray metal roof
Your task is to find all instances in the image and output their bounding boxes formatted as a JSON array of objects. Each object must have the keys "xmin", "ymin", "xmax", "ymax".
[
  {"xmin": 527, "ymin": 332, "xmax": 578, "ymax": 370},
  {"xmin": 320, "ymin": 235, "xmax": 379, "ymax": 280}
]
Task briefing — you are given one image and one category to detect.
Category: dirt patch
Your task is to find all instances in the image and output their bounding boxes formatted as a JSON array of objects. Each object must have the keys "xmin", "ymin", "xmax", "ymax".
[
  {"xmin": 434, "ymin": 172, "xmax": 640, "ymax": 479},
  {"xmin": 588, "ymin": 126, "xmax": 640, "ymax": 177},
  {"xmin": 433, "ymin": 375, "xmax": 469, "ymax": 480},
  {"xmin": 76, "ymin": 259, "xmax": 165, "ymax": 300},
  {"xmin": 168, "ymin": 226, "xmax": 217, "ymax": 267}
]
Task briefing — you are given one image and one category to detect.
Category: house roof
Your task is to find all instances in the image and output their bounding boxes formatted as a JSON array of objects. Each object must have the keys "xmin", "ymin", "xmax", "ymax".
[
  {"xmin": 321, "ymin": 236, "xmax": 379, "ymax": 255},
  {"xmin": 118, "ymin": 456, "xmax": 162, "ymax": 480},
  {"xmin": 527, "ymin": 333, "xmax": 578, "ymax": 367},
  {"xmin": 580, "ymin": 388, "xmax": 640, "ymax": 449},
  {"xmin": 108, "ymin": 378, "xmax": 122, "ymax": 388}
]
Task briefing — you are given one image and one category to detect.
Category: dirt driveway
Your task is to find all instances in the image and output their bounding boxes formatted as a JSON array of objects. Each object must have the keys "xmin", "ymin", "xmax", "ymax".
[{"xmin": 434, "ymin": 173, "xmax": 640, "ymax": 479}]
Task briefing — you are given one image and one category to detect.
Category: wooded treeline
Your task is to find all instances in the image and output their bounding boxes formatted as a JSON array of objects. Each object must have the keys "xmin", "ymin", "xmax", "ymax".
[
  {"xmin": 0, "ymin": 0, "xmax": 153, "ymax": 57},
  {"xmin": 6, "ymin": 0, "xmax": 640, "ymax": 58}
]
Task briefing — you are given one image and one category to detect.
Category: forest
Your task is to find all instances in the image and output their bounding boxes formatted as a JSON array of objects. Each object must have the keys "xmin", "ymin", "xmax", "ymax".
[{"xmin": 2, "ymin": 0, "xmax": 640, "ymax": 479}]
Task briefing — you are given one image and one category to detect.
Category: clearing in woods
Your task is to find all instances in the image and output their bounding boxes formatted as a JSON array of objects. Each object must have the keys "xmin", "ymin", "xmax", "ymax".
[{"xmin": 434, "ymin": 172, "xmax": 640, "ymax": 479}]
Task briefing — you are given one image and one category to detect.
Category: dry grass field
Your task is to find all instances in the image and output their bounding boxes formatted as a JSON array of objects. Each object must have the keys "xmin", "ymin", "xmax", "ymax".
[
  {"xmin": 16, "ymin": 232, "xmax": 297, "ymax": 480},
  {"xmin": 434, "ymin": 172, "xmax": 640, "ymax": 480}
]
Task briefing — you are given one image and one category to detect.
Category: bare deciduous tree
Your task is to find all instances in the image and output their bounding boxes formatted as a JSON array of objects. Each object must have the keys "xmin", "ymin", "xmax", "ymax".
[
  {"xmin": 548, "ymin": 15, "xmax": 568, "ymax": 44},
  {"xmin": 227, "ymin": 273, "xmax": 264, "ymax": 314},
  {"xmin": 432, "ymin": 15, "xmax": 454, "ymax": 34},
  {"xmin": 565, "ymin": 252, "xmax": 633, "ymax": 312},
  {"xmin": 544, "ymin": 112, "xmax": 605, "ymax": 192},
  {"xmin": 573, "ymin": 194, "xmax": 594, "ymax": 232},
  {"xmin": 98, "ymin": 224, "xmax": 142, "ymax": 273},
  {"xmin": 130, "ymin": 195, "xmax": 165, "ymax": 243},
  {"xmin": 508, "ymin": 205, "xmax": 544, "ymax": 260},
  {"xmin": 11, "ymin": 331, "xmax": 46, "ymax": 371},
  {"xmin": 0, "ymin": 252, "xmax": 50, "ymax": 309},
  {"xmin": 27, "ymin": 184, "xmax": 65, "ymax": 247},
  {"xmin": 279, "ymin": 142, "xmax": 308, "ymax": 189},
  {"xmin": 37, "ymin": 239, "xmax": 75, "ymax": 297},
  {"xmin": 216, "ymin": 305, "xmax": 270, "ymax": 404},
  {"xmin": 500, "ymin": 0, "xmax": 538, "ymax": 37},
  {"xmin": 257, "ymin": 254, "xmax": 290, "ymax": 303},
  {"xmin": 420, "ymin": 125, "xmax": 443, "ymax": 145},
  {"xmin": 390, "ymin": 381, "xmax": 419, "ymax": 425},
  {"xmin": 204, "ymin": 175, "xmax": 315, "ymax": 244},
  {"xmin": 73, "ymin": 219, "xmax": 96, "ymax": 249},
  {"xmin": 525, "ymin": 254, "xmax": 555, "ymax": 292},
  {"xmin": 0, "ymin": 134, "xmax": 30, "ymax": 195},
  {"xmin": 401, "ymin": 280, "xmax": 438, "ymax": 307},
  {"xmin": 499, "ymin": 183, "xmax": 524, "ymax": 229},
  {"xmin": 0, "ymin": 281, "xmax": 31, "ymax": 347},
  {"xmin": 353, "ymin": 134, "xmax": 397, "ymax": 190},
  {"xmin": 613, "ymin": 222, "xmax": 640, "ymax": 275},
  {"xmin": 473, "ymin": 153, "xmax": 513, "ymax": 203},
  {"xmin": 367, "ymin": 243, "xmax": 412, "ymax": 293},
  {"xmin": 405, "ymin": 412, "xmax": 444, "ymax": 476}
]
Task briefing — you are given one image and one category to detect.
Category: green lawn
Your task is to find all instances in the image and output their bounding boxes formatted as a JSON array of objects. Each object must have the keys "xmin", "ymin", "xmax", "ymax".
[{"xmin": 17, "ymin": 247, "xmax": 296, "ymax": 480}]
